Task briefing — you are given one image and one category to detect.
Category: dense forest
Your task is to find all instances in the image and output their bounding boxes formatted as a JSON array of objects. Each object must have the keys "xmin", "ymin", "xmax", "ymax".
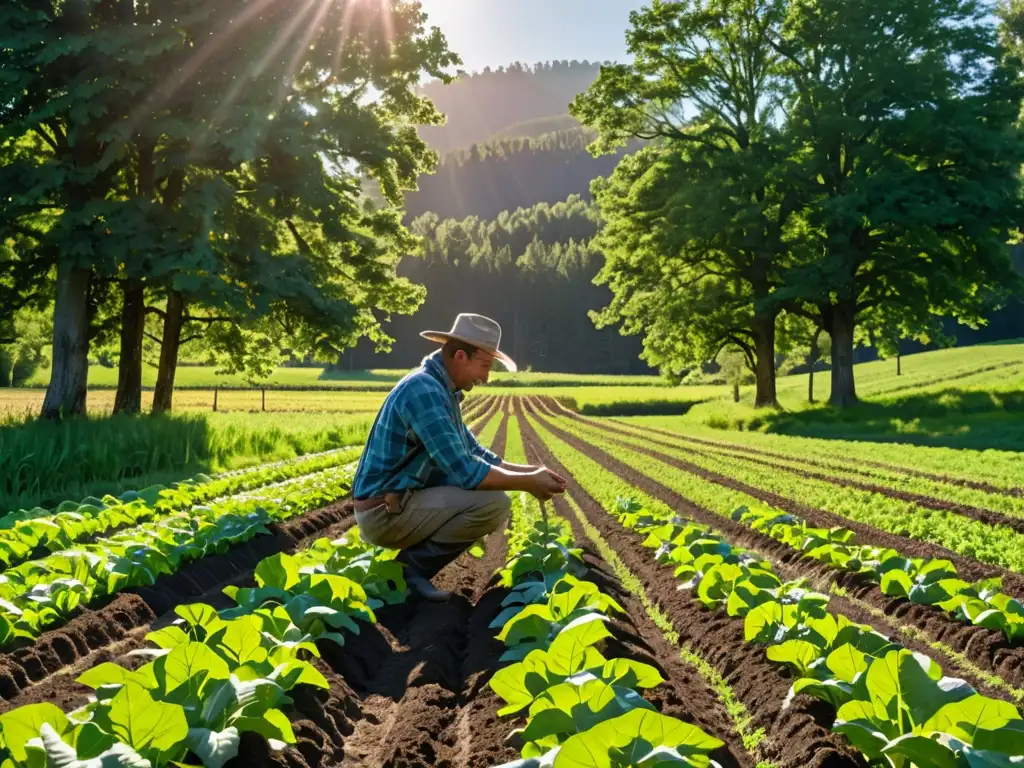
[
  {"xmin": 403, "ymin": 128, "xmax": 637, "ymax": 220},
  {"xmin": 336, "ymin": 196, "xmax": 650, "ymax": 374}
]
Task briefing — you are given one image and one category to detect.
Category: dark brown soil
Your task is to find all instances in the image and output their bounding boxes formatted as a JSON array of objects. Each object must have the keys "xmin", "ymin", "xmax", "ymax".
[
  {"xmin": 537, "ymin": 399, "xmax": 1024, "ymax": 597},
  {"xmin": 609, "ymin": 416, "xmax": 1024, "ymax": 500},
  {"xmin": 0, "ymin": 502, "xmax": 355, "ymax": 708},
  {"xmin": 516, "ymin": 403, "xmax": 866, "ymax": 768},
  {"xmin": 524, "ymin": 399, "xmax": 1024, "ymax": 698},
  {"xmin": 588, "ymin": 412, "xmax": 1024, "ymax": 536},
  {"xmin": 515, "ymin": 407, "xmax": 751, "ymax": 768}
]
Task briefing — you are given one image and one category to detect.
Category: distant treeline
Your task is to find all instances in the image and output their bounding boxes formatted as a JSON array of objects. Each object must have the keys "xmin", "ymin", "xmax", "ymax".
[{"xmin": 337, "ymin": 197, "xmax": 651, "ymax": 374}]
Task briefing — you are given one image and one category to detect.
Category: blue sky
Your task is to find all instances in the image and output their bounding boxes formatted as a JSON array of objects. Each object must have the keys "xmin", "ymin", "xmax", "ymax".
[{"xmin": 417, "ymin": 0, "xmax": 647, "ymax": 72}]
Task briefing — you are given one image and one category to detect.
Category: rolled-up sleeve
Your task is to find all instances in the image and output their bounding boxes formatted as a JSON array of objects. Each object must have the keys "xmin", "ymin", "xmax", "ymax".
[
  {"xmin": 401, "ymin": 385, "xmax": 493, "ymax": 489},
  {"xmin": 466, "ymin": 424, "xmax": 502, "ymax": 466}
]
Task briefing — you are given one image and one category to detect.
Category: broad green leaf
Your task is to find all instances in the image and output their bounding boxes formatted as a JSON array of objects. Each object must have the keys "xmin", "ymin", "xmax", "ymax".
[
  {"xmin": 254, "ymin": 553, "xmax": 301, "ymax": 591},
  {"xmin": 767, "ymin": 640, "xmax": 819, "ymax": 677},
  {"xmin": 882, "ymin": 733, "xmax": 959, "ymax": 768},
  {"xmin": 107, "ymin": 682, "xmax": 188, "ymax": 759},
  {"xmin": 923, "ymin": 694, "xmax": 1022, "ymax": 743},
  {"xmin": 0, "ymin": 703, "xmax": 69, "ymax": 762}
]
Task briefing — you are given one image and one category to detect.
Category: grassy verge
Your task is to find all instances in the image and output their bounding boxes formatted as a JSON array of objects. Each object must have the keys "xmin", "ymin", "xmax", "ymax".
[{"xmin": 0, "ymin": 411, "xmax": 371, "ymax": 514}]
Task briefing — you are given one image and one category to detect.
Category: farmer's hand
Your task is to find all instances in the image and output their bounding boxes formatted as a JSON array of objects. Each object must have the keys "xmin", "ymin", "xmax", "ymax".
[{"xmin": 526, "ymin": 467, "xmax": 567, "ymax": 501}]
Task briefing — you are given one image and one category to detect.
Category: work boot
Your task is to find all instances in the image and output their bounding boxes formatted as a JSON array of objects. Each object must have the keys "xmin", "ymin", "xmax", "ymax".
[{"xmin": 397, "ymin": 539, "xmax": 468, "ymax": 602}]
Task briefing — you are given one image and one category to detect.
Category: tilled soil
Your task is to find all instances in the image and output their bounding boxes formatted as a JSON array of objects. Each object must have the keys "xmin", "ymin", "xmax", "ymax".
[
  {"xmin": 516, "ymin": 406, "xmax": 752, "ymax": 768},
  {"xmin": 516, "ymin": 404, "xmax": 866, "ymax": 768},
  {"xmin": 612, "ymin": 417, "xmax": 1024, "ymax": 500},
  {"xmin": 525, "ymin": 401, "xmax": 1024, "ymax": 696},
  {"xmin": 334, "ymin": 407, "xmax": 513, "ymax": 768},
  {"xmin": 537, "ymin": 399, "xmax": 1024, "ymax": 597},
  {"xmin": 586, "ymin": 411, "xmax": 1024, "ymax": 536},
  {"xmin": 0, "ymin": 502, "xmax": 354, "ymax": 709}
]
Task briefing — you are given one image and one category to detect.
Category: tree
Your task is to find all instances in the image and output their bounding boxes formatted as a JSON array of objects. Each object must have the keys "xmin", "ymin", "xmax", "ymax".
[
  {"xmin": 571, "ymin": 0, "xmax": 796, "ymax": 407},
  {"xmin": 772, "ymin": 0, "xmax": 1024, "ymax": 406},
  {"xmin": 1, "ymin": 0, "xmax": 457, "ymax": 418},
  {"xmin": 717, "ymin": 348, "xmax": 754, "ymax": 403}
]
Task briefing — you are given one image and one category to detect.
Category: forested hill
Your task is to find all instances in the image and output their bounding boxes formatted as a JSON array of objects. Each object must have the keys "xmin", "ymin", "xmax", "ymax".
[
  {"xmin": 337, "ymin": 197, "xmax": 650, "ymax": 374},
  {"xmin": 416, "ymin": 61, "xmax": 600, "ymax": 152},
  {"xmin": 403, "ymin": 128, "xmax": 637, "ymax": 220}
]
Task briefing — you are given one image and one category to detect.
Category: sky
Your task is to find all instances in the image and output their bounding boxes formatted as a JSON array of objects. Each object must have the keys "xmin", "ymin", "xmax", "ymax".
[{"xmin": 417, "ymin": 0, "xmax": 647, "ymax": 72}]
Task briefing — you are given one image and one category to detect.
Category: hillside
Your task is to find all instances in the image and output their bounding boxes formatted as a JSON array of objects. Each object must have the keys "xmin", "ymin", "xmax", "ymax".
[
  {"xmin": 416, "ymin": 60, "xmax": 601, "ymax": 151},
  {"xmin": 404, "ymin": 128, "xmax": 636, "ymax": 220}
]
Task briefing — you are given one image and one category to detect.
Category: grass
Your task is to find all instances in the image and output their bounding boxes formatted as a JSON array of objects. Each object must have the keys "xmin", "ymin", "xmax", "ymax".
[{"xmin": 0, "ymin": 411, "xmax": 372, "ymax": 514}]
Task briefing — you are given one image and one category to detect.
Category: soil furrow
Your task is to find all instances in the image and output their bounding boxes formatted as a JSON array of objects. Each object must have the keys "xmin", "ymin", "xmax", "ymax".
[
  {"xmin": 608, "ymin": 415, "xmax": 1024, "ymax": 500},
  {"xmin": 516, "ymin": 403, "xmax": 751, "ymax": 768},
  {"xmin": 333, "ymin": 405, "xmax": 512, "ymax": 767},
  {"xmin": 517, "ymin": 401, "xmax": 865, "ymax": 768},
  {"xmin": 524, "ymin": 400, "xmax": 1024, "ymax": 698},
  {"xmin": 0, "ymin": 502, "xmax": 357, "ymax": 711},
  {"xmin": 579, "ymin": 410, "xmax": 1024, "ymax": 535},
  {"xmin": 540, "ymin": 400, "xmax": 1024, "ymax": 596}
]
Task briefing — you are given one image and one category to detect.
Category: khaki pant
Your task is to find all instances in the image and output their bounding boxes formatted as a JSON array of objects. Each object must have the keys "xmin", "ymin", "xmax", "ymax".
[{"xmin": 355, "ymin": 486, "xmax": 512, "ymax": 550}]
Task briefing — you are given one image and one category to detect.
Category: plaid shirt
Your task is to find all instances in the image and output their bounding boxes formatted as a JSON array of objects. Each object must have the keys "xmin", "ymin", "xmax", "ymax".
[{"xmin": 351, "ymin": 350, "xmax": 502, "ymax": 499}]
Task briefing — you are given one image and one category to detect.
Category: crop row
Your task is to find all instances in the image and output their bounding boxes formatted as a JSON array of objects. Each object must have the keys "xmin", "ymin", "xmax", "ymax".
[
  {"xmin": 0, "ymin": 460, "xmax": 359, "ymax": 650},
  {"xmin": 525, "ymin": 412, "xmax": 1024, "ymax": 767},
  {"xmin": 536, "ymin": 403, "xmax": 1024, "ymax": 577},
  {"xmin": 535, "ymin": 400, "xmax": 1024, "ymax": 645},
  {"xmin": 0, "ymin": 520, "xmax": 405, "ymax": 768},
  {"xmin": 0, "ymin": 446, "xmax": 363, "ymax": 571},
  {"xmin": 488, "ymin": 480, "xmax": 725, "ymax": 766},
  {"xmin": 609, "ymin": 412, "xmax": 1023, "ymax": 495},
  {"xmin": 606, "ymin": 418, "xmax": 1024, "ymax": 520}
]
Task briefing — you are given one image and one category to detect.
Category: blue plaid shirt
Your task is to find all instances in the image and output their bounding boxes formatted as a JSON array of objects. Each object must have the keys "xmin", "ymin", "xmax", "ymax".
[{"xmin": 351, "ymin": 350, "xmax": 502, "ymax": 499}]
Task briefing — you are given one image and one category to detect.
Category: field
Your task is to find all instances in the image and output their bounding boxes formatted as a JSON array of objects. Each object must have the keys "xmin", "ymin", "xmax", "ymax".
[{"xmin": 2, "ymin": 392, "xmax": 1023, "ymax": 768}]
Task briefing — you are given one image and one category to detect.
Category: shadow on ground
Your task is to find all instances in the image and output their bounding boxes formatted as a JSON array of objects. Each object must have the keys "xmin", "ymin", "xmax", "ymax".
[{"xmin": 748, "ymin": 388, "xmax": 1024, "ymax": 452}]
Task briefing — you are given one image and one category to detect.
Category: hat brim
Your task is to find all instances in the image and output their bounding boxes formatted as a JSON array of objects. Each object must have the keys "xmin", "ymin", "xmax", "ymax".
[{"xmin": 420, "ymin": 331, "xmax": 518, "ymax": 373}]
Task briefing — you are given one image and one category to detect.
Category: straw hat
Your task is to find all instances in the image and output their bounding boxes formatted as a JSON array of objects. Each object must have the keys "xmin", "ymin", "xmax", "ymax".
[{"xmin": 420, "ymin": 313, "xmax": 518, "ymax": 372}]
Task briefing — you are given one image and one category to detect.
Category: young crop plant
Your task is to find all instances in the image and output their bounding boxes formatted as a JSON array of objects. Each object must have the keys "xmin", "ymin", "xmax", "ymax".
[
  {"xmin": 610, "ymin": 494, "xmax": 1024, "ymax": 768},
  {"xmin": 487, "ymin": 494, "xmax": 724, "ymax": 767},
  {"xmin": 734, "ymin": 505, "xmax": 1024, "ymax": 644},
  {"xmin": 0, "ymin": 448, "xmax": 362, "ymax": 571},
  {"xmin": 0, "ymin": 526, "xmax": 403, "ymax": 768},
  {"xmin": 0, "ymin": 461, "xmax": 359, "ymax": 649}
]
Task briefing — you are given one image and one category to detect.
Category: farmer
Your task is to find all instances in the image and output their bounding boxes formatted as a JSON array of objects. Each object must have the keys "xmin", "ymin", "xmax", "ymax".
[{"xmin": 350, "ymin": 313, "xmax": 568, "ymax": 601}]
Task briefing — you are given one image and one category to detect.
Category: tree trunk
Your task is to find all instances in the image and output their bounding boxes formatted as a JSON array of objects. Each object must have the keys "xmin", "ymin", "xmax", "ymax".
[
  {"xmin": 732, "ymin": 382, "xmax": 740, "ymax": 403},
  {"xmin": 828, "ymin": 300, "xmax": 858, "ymax": 407},
  {"xmin": 113, "ymin": 279, "xmax": 145, "ymax": 415},
  {"xmin": 41, "ymin": 263, "xmax": 92, "ymax": 419},
  {"xmin": 897, "ymin": 353, "xmax": 902, "ymax": 376},
  {"xmin": 752, "ymin": 313, "xmax": 778, "ymax": 409},
  {"xmin": 152, "ymin": 291, "xmax": 185, "ymax": 414},
  {"xmin": 807, "ymin": 330, "xmax": 821, "ymax": 404}
]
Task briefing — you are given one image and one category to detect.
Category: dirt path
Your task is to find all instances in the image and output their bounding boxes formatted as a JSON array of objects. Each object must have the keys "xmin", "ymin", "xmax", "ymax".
[
  {"xmin": 517, "ymin": 401, "xmax": 865, "ymax": 768},
  {"xmin": 609, "ymin": 414, "xmax": 1024, "ymax": 499},
  {"xmin": 333, "ymin": 406, "xmax": 514, "ymax": 768},
  {"xmin": 522, "ymin": 400, "xmax": 1024, "ymax": 702}
]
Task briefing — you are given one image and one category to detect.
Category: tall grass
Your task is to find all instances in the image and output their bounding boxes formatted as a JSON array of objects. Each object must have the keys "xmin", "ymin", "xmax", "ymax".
[{"xmin": 0, "ymin": 411, "xmax": 371, "ymax": 514}]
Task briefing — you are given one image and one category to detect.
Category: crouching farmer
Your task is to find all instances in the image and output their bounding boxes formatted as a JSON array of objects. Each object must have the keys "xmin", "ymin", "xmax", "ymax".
[{"xmin": 351, "ymin": 313, "xmax": 567, "ymax": 601}]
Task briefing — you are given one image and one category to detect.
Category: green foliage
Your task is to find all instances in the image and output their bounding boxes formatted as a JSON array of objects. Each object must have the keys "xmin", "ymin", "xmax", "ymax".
[
  {"xmin": 487, "ymin": 454, "xmax": 723, "ymax": 768},
  {"xmin": 0, "ymin": 522, "xmax": 402, "ymax": 767},
  {"xmin": 0, "ymin": 0, "xmax": 459, "ymax": 415}
]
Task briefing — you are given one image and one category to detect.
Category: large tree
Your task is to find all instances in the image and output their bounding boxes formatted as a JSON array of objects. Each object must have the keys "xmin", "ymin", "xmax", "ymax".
[
  {"xmin": 1, "ymin": 0, "xmax": 456, "ymax": 418},
  {"xmin": 772, "ymin": 0, "xmax": 1024, "ymax": 406},
  {"xmin": 571, "ymin": 0, "xmax": 796, "ymax": 407}
]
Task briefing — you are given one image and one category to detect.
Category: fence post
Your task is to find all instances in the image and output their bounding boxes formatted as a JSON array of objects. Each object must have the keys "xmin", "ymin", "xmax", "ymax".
[
  {"xmin": 213, "ymin": 387, "xmax": 218, "ymax": 412},
  {"xmin": 262, "ymin": 388, "xmax": 266, "ymax": 412}
]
